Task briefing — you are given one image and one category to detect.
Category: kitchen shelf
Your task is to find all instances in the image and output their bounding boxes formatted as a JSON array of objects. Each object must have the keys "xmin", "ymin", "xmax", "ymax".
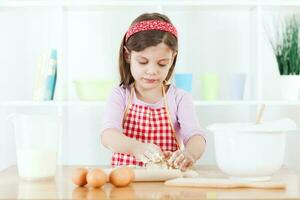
[
  {"xmin": 0, "ymin": 0, "xmax": 300, "ymax": 8},
  {"xmin": 0, "ymin": 0, "xmax": 257, "ymax": 8},
  {"xmin": 0, "ymin": 0, "xmax": 60, "ymax": 8},
  {"xmin": 261, "ymin": 0, "xmax": 300, "ymax": 7},
  {"xmin": 2, "ymin": 100, "xmax": 300, "ymax": 107},
  {"xmin": 0, "ymin": 101, "xmax": 62, "ymax": 107},
  {"xmin": 0, "ymin": 101, "xmax": 105, "ymax": 107},
  {"xmin": 194, "ymin": 101, "xmax": 300, "ymax": 106}
]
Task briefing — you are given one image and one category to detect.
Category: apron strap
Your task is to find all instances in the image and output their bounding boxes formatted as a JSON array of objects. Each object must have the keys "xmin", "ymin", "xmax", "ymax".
[
  {"xmin": 122, "ymin": 84, "xmax": 134, "ymax": 128},
  {"xmin": 162, "ymin": 82, "xmax": 184, "ymax": 150}
]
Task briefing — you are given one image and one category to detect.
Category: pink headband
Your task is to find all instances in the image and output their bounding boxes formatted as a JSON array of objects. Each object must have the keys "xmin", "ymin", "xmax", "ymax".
[{"xmin": 125, "ymin": 20, "xmax": 178, "ymax": 42}]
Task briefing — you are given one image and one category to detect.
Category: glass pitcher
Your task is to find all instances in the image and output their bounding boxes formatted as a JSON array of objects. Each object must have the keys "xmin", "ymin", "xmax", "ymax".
[{"xmin": 8, "ymin": 113, "xmax": 60, "ymax": 180}]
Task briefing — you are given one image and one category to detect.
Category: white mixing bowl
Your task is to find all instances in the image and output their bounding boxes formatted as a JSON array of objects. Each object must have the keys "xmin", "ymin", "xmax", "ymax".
[{"xmin": 207, "ymin": 119, "xmax": 297, "ymax": 181}]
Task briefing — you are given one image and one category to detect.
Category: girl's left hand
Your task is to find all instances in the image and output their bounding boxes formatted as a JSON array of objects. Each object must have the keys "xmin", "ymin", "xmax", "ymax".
[{"xmin": 163, "ymin": 150, "xmax": 195, "ymax": 171}]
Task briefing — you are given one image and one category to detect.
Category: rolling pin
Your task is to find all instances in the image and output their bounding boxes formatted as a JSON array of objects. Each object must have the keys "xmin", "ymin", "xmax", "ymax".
[{"xmin": 165, "ymin": 178, "xmax": 286, "ymax": 189}]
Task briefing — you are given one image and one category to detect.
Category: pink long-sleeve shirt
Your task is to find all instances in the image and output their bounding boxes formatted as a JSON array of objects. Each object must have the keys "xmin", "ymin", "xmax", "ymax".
[{"xmin": 101, "ymin": 84, "xmax": 206, "ymax": 145}]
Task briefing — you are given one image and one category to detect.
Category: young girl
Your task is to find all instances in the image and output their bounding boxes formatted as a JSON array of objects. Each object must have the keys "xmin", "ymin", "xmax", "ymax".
[{"xmin": 101, "ymin": 12, "xmax": 206, "ymax": 171}]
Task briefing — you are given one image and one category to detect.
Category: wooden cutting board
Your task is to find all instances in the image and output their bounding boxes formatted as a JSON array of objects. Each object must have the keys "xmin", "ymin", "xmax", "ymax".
[{"xmin": 165, "ymin": 177, "xmax": 286, "ymax": 189}]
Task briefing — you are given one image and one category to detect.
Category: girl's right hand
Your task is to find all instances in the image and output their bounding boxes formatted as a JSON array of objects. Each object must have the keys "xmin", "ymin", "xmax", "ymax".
[
  {"xmin": 133, "ymin": 143, "xmax": 163, "ymax": 163},
  {"xmin": 163, "ymin": 150, "xmax": 195, "ymax": 171}
]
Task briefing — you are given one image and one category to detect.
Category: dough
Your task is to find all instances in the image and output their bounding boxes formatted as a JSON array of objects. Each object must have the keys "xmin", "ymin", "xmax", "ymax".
[{"xmin": 146, "ymin": 162, "xmax": 169, "ymax": 169}]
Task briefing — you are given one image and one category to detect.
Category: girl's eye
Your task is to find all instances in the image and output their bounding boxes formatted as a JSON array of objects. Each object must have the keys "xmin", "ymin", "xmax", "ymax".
[
  {"xmin": 159, "ymin": 64, "xmax": 167, "ymax": 67},
  {"xmin": 139, "ymin": 62, "xmax": 147, "ymax": 65}
]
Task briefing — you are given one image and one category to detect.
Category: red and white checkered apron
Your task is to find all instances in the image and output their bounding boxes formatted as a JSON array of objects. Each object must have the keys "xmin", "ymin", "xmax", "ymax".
[{"xmin": 111, "ymin": 84, "xmax": 180, "ymax": 167}]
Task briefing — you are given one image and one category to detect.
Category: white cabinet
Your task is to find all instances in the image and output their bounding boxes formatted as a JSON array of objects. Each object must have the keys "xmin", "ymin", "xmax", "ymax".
[{"xmin": 0, "ymin": 0, "xmax": 300, "ymax": 170}]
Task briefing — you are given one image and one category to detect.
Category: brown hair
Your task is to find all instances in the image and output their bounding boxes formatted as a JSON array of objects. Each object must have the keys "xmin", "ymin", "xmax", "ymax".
[{"xmin": 119, "ymin": 13, "xmax": 178, "ymax": 87}]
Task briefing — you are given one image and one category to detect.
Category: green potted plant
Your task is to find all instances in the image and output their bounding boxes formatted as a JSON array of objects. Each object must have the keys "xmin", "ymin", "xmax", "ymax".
[{"xmin": 269, "ymin": 14, "xmax": 300, "ymax": 100}]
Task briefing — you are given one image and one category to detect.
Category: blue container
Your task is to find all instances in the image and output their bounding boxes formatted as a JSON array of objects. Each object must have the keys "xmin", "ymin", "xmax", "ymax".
[{"xmin": 175, "ymin": 73, "xmax": 193, "ymax": 92}]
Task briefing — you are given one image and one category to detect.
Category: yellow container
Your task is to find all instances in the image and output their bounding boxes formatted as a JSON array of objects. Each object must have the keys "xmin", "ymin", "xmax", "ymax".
[{"xmin": 73, "ymin": 80, "xmax": 116, "ymax": 101}]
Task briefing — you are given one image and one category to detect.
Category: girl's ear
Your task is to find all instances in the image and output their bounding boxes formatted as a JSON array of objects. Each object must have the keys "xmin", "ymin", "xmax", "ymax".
[{"xmin": 124, "ymin": 46, "xmax": 131, "ymax": 63}]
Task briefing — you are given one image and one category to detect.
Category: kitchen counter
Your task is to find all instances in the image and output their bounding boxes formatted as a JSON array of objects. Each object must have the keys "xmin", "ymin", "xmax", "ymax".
[{"xmin": 0, "ymin": 165, "xmax": 299, "ymax": 199}]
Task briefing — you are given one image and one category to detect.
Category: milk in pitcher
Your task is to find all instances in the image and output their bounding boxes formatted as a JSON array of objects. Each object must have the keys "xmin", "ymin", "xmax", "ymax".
[{"xmin": 17, "ymin": 148, "xmax": 57, "ymax": 180}]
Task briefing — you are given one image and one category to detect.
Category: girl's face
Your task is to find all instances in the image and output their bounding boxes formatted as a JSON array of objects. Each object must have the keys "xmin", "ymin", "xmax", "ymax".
[{"xmin": 128, "ymin": 43, "xmax": 176, "ymax": 91}]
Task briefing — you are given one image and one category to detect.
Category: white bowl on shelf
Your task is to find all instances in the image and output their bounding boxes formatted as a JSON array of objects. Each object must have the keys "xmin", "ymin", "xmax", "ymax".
[{"xmin": 207, "ymin": 119, "xmax": 297, "ymax": 181}]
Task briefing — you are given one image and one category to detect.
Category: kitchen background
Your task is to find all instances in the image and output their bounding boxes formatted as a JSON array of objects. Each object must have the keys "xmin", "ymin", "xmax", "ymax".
[{"xmin": 0, "ymin": 0, "xmax": 300, "ymax": 173}]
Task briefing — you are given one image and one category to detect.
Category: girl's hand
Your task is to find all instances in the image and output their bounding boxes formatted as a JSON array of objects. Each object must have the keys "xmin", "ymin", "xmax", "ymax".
[
  {"xmin": 163, "ymin": 150, "xmax": 195, "ymax": 171},
  {"xmin": 133, "ymin": 143, "xmax": 163, "ymax": 163}
]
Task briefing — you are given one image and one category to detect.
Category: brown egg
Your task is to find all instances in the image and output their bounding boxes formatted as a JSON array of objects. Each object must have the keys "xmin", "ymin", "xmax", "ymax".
[
  {"xmin": 72, "ymin": 167, "xmax": 88, "ymax": 187},
  {"xmin": 86, "ymin": 168, "xmax": 107, "ymax": 188},
  {"xmin": 109, "ymin": 167, "xmax": 133, "ymax": 187},
  {"xmin": 127, "ymin": 167, "xmax": 135, "ymax": 182}
]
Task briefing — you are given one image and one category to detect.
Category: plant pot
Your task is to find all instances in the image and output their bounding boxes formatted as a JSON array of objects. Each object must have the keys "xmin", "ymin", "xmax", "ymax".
[{"xmin": 280, "ymin": 75, "xmax": 300, "ymax": 100}]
